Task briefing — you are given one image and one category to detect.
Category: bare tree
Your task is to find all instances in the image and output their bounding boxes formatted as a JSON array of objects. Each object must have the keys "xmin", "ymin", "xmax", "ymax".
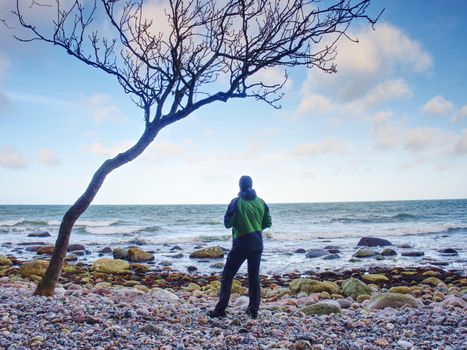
[{"xmin": 12, "ymin": 0, "xmax": 380, "ymax": 296}]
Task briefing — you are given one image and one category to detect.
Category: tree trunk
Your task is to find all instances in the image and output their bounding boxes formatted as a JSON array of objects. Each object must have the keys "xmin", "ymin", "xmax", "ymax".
[{"xmin": 34, "ymin": 125, "xmax": 159, "ymax": 296}]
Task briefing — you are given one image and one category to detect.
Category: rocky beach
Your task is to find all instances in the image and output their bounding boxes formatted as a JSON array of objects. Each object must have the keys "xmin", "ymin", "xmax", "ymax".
[{"xmin": 0, "ymin": 238, "xmax": 466, "ymax": 350}]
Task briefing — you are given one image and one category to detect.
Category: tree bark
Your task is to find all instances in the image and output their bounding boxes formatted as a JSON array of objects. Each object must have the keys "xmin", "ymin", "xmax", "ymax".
[{"xmin": 34, "ymin": 125, "xmax": 159, "ymax": 296}]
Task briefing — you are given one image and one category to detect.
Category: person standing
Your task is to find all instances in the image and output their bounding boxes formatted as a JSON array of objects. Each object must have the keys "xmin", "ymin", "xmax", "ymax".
[{"xmin": 208, "ymin": 175, "xmax": 272, "ymax": 319}]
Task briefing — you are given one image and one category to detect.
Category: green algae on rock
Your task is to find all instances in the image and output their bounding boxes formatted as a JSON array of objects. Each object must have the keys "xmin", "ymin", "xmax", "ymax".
[
  {"xmin": 341, "ymin": 278, "xmax": 370, "ymax": 300},
  {"xmin": 289, "ymin": 278, "xmax": 339, "ymax": 295},
  {"xmin": 368, "ymin": 293, "xmax": 423, "ymax": 309},
  {"xmin": 300, "ymin": 300, "xmax": 342, "ymax": 316},
  {"xmin": 91, "ymin": 258, "xmax": 130, "ymax": 274},
  {"xmin": 127, "ymin": 247, "xmax": 154, "ymax": 262},
  {"xmin": 189, "ymin": 246, "xmax": 224, "ymax": 259},
  {"xmin": 20, "ymin": 260, "xmax": 49, "ymax": 278}
]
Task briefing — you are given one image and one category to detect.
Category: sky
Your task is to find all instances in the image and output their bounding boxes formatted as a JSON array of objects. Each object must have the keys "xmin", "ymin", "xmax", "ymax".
[{"xmin": 0, "ymin": 0, "xmax": 466, "ymax": 205}]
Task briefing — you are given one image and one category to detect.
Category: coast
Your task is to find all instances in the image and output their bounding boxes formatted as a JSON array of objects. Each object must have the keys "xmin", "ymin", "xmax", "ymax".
[{"xmin": 0, "ymin": 248, "xmax": 466, "ymax": 349}]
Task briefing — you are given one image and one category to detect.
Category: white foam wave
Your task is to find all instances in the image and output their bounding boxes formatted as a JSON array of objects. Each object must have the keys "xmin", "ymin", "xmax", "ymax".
[
  {"xmin": 270, "ymin": 223, "xmax": 467, "ymax": 241},
  {"xmin": 85, "ymin": 225, "xmax": 143, "ymax": 235},
  {"xmin": 76, "ymin": 219, "xmax": 119, "ymax": 227},
  {"xmin": 0, "ymin": 219, "xmax": 24, "ymax": 227}
]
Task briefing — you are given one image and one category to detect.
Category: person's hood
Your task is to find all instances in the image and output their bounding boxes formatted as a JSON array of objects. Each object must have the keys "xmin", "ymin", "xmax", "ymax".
[{"xmin": 238, "ymin": 188, "xmax": 257, "ymax": 200}]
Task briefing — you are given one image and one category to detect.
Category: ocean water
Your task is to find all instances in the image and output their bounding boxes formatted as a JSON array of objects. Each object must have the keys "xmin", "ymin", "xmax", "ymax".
[{"xmin": 0, "ymin": 200, "xmax": 466, "ymax": 275}]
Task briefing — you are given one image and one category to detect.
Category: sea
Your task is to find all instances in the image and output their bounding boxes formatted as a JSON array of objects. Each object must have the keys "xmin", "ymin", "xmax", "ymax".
[{"xmin": 0, "ymin": 199, "xmax": 466, "ymax": 275}]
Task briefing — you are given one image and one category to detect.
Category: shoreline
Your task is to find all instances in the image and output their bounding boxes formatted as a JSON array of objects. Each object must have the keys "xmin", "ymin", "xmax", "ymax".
[{"xmin": 1, "ymin": 257, "xmax": 466, "ymax": 349}]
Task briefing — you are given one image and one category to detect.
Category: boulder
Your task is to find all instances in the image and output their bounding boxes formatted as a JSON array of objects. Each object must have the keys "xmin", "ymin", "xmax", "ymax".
[
  {"xmin": 422, "ymin": 277, "xmax": 444, "ymax": 287},
  {"xmin": 322, "ymin": 254, "xmax": 340, "ymax": 260},
  {"xmin": 368, "ymin": 293, "xmax": 422, "ymax": 309},
  {"xmin": 401, "ymin": 251, "xmax": 424, "ymax": 257},
  {"xmin": 68, "ymin": 244, "xmax": 86, "ymax": 252},
  {"xmin": 91, "ymin": 258, "xmax": 130, "ymax": 274},
  {"xmin": 36, "ymin": 245, "xmax": 55, "ymax": 255},
  {"xmin": 210, "ymin": 262, "xmax": 225, "ymax": 269},
  {"xmin": 295, "ymin": 248, "xmax": 306, "ymax": 254},
  {"xmin": 27, "ymin": 231, "xmax": 51, "ymax": 238},
  {"xmin": 20, "ymin": 259, "xmax": 49, "ymax": 278},
  {"xmin": 98, "ymin": 247, "xmax": 113, "ymax": 254},
  {"xmin": 362, "ymin": 274, "xmax": 389, "ymax": 283},
  {"xmin": 388, "ymin": 286, "xmax": 412, "ymax": 294},
  {"xmin": 0, "ymin": 255, "xmax": 12, "ymax": 266},
  {"xmin": 305, "ymin": 249, "xmax": 328, "ymax": 258},
  {"xmin": 357, "ymin": 237, "xmax": 392, "ymax": 247},
  {"xmin": 189, "ymin": 246, "xmax": 224, "ymax": 259},
  {"xmin": 148, "ymin": 288, "xmax": 179, "ymax": 301},
  {"xmin": 289, "ymin": 278, "xmax": 340, "ymax": 295},
  {"xmin": 341, "ymin": 278, "xmax": 371, "ymax": 300},
  {"xmin": 300, "ymin": 300, "xmax": 341, "ymax": 316},
  {"xmin": 353, "ymin": 249, "xmax": 376, "ymax": 258},
  {"xmin": 438, "ymin": 248, "xmax": 458, "ymax": 255},
  {"xmin": 381, "ymin": 248, "xmax": 397, "ymax": 256},
  {"xmin": 127, "ymin": 247, "xmax": 155, "ymax": 262},
  {"xmin": 113, "ymin": 248, "xmax": 128, "ymax": 260}
]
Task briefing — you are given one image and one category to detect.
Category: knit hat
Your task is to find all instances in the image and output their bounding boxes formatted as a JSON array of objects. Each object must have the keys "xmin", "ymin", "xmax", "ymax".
[{"xmin": 239, "ymin": 175, "xmax": 253, "ymax": 190}]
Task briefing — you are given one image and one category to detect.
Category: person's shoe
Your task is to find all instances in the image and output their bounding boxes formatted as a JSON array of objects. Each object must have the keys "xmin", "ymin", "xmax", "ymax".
[
  {"xmin": 207, "ymin": 309, "xmax": 226, "ymax": 318},
  {"xmin": 245, "ymin": 308, "xmax": 258, "ymax": 319}
]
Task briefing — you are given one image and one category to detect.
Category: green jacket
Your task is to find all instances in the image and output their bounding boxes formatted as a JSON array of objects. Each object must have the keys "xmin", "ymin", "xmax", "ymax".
[{"xmin": 224, "ymin": 189, "xmax": 272, "ymax": 240}]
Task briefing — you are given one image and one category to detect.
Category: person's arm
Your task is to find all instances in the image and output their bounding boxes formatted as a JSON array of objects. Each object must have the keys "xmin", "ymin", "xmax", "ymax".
[
  {"xmin": 224, "ymin": 198, "xmax": 239, "ymax": 228},
  {"xmin": 262, "ymin": 202, "xmax": 272, "ymax": 229}
]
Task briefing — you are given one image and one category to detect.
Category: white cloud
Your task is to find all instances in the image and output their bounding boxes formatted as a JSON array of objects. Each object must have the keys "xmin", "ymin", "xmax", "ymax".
[
  {"xmin": 453, "ymin": 104, "xmax": 467, "ymax": 123},
  {"xmin": 404, "ymin": 128, "xmax": 440, "ymax": 152},
  {"xmin": 422, "ymin": 95, "xmax": 453, "ymax": 115},
  {"xmin": 249, "ymin": 67, "xmax": 292, "ymax": 91},
  {"xmin": 358, "ymin": 79, "xmax": 411, "ymax": 110},
  {"xmin": 297, "ymin": 94, "xmax": 333, "ymax": 116},
  {"xmin": 454, "ymin": 130, "xmax": 467, "ymax": 155},
  {"xmin": 335, "ymin": 23, "xmax": 432, "ymax": 76},
  {"xmin": 300, "ymin": 23, "xmax": 432, "ymax": 110},
  {"xmin": 38, "ymin": 148, "xmax": 60, "ymax": 166},
  {"xmin": 292, "ymin": 139, "xmax": 346, "ymax": 157},
  {"xmin": 82, "ymin": 94, "xmax": 126, "ymax": 124},
  {"xmin": 0, "ymin": 145, "xmax": 26, "ymax": 169}
]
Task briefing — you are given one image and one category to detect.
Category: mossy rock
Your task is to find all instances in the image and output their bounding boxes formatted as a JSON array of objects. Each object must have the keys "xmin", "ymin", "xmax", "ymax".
[
  {"xmin": 389, "ymin": 286, "xmax": 412, "ymax": 294},
  {"xmin": 231, "ymin": 279, "xmax": 245, "ymax": 295},
  {"xmin": 185, "ymin": 282, "xmax": 201, "ymax": 291},
  {"xmin": 91, "ymin": 258, "xmax": 130, "ymax": 274},
  {"xmin": 356, "ymin": 294, "xmax": 371, "ymax": 303},
  {"xmin": 458, "ymin": 279, "xmax": 467, "ymax": 287},
  {"xmin": 112, "ymin": 248, "xmax": 128, "ymax": 260},
  {"xmin": 127, "ymin": 247, "xmax": 154, "ymax": 262},
  {"xmin": 400, "ymin": 271, "xmax": 417, "ymax": 275},
  {"xmin": 341, "ymin": 278, "xmax": 370, "ymax": 300},
  {"xmin": 368, "ymin": 293, "xmax": 423, "ymax": 309},
  {"xmin": 130, "ymin": 264, "xmax": 150, "ymax": 274},
  {"xmin": 362, "ymin": 274, "xmax": 389, "ymax": 283},
  {"xmin": 289, "ymin": 278, "xmax": 340, "ymax": 295},
  {"xmin": 422, "ymin": 277, "xmax": 443, "ymax": 287},
  {"xmin": 0, "ymin": 256, "xmax": 12, "ymax": 266},
  {"xmin": 36, "ymin": 245, "xmax": 55, "ymax": 255},
  {"xmin": 319, "ymin": 291, "xmax": 331, "ymax": 299},
  {"xmin": 20, "ymin": 260, "xmax": 49, "ymax": 278},
  {"xmin": 353, "ymin": 249, "xmax": 376, "ymax": 258},
  {"xmin": 381, "ymin": 248, "xmax": 397, "ymax": 256},
  {"xmin": 300, "ymin": 301, "xmax": 341, "ymax": 316},
  {"xmin": 189, "ymin": 246, "xmax": 224, "ymax": 259},
  {"xmin": 133, "ymin": 284, "xmax": 150, "ymax": 293},
  {"xmin": 422, "ymin": 270, "xmax": 440, "ymax": 277}
]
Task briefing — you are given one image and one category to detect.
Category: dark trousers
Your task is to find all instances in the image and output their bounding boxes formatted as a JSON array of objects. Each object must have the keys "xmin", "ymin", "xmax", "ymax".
[{"xmin": 215, "ymin": 246, "xmax": 263, "ymax": 313}]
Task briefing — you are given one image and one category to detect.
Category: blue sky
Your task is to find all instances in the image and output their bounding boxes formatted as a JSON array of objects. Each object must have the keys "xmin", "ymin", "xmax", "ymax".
[{"xmin": 0, "ymin": 0, "xmax": 466, "ymax": 204}]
